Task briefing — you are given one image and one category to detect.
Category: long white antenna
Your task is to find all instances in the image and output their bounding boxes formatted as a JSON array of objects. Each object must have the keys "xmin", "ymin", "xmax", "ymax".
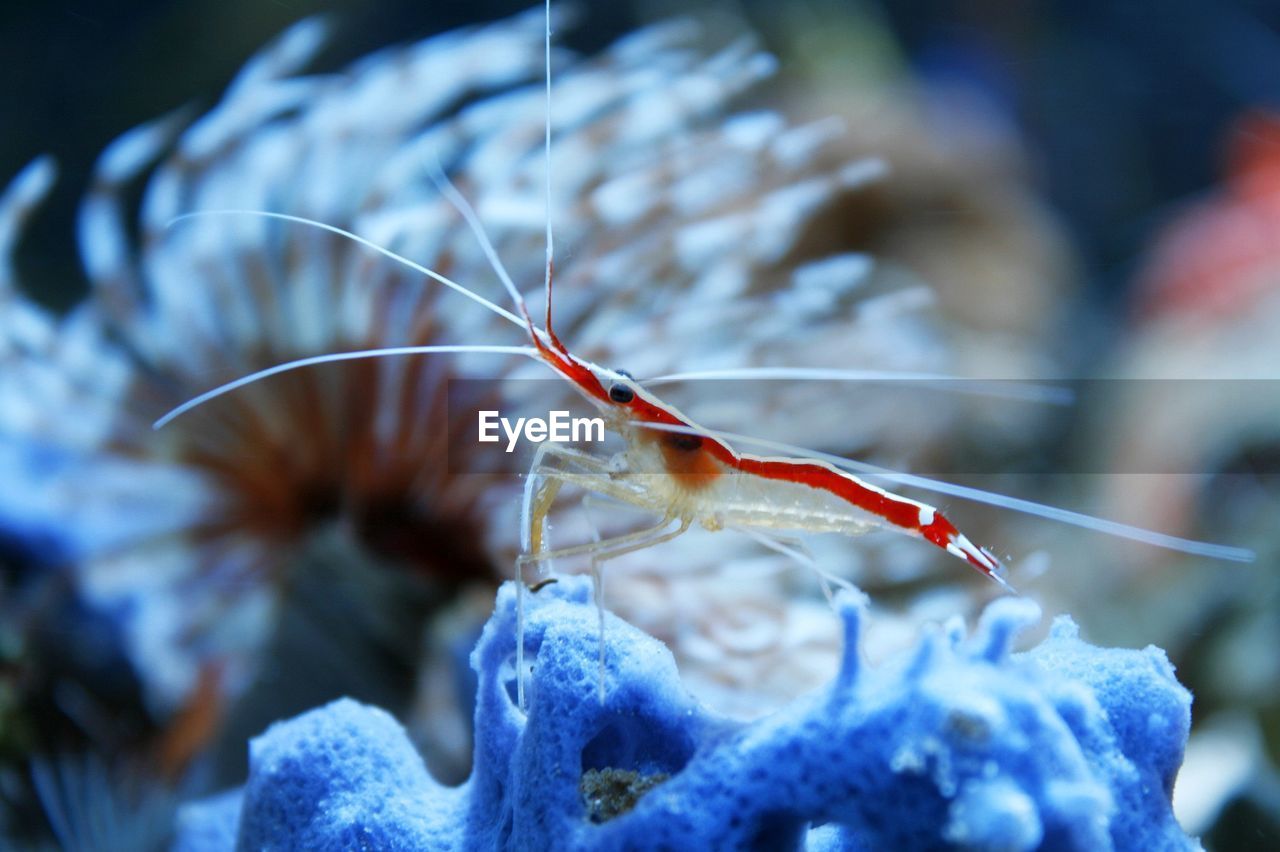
[
  {"xmin": 426, "ymin": 162, "xmax": 530, "ymax": 319},
  {"xmin": 543, "ymin": 0, "xmax": 554, "ymax": 333},
  {"xmin": 168, "ymin": 211, "xmax": 527, "ymax": 329},
  {"xmin": 152, "ymin": 344, "xmax": 537, "ymax": 429},
  {"xmin": 643, "ymin": 368, "xmax": 1075, "ymax": 406},
  {"xmin": 517, "ymin": 0, "xmax": 557, "ymax": 715}
]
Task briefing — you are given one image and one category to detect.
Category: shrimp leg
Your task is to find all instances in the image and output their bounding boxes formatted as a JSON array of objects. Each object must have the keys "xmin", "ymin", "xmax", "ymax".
[
  {"xmin": 579, "ymin": 492, "xmax": 687, "ymax": 703},
  {"xmin": 517, "ymin": 515, "xmax": 686, "ymax": 575},
  {"xmin": 573, "ymin": 501, "xmax": 693, "ymax": 703},
  {"xmin": 581, "ymin": 495, "xmax": 607, "ymax": 704},
  {"xmin": 513, "ymin": 510, "xmax": 689, "ymax": 708},
  {"xmin": 732, "ymin": 526, "xmax": 855, "ymax": 605},
  {"xmin": 515, "ymin": 439, "xmax": 679, "ymax": 709}
]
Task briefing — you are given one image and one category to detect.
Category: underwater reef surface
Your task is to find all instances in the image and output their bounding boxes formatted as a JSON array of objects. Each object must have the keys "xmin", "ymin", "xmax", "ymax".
[{"xmin": 172, "ymin": 577, "xmax": 1195, "ymax": 851}]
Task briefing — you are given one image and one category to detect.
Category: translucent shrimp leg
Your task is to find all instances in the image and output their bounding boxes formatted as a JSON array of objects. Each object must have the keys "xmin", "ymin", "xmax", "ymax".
[
  {"xmin": 581, "ymin": 495, "xmax": 607, "ymax": 704},
  {"xmin": 515, "ymin": 500, "xmax": 689, "ymax": 709},
  {"xmin": 515, "ymin": 440, "xmax": 671, "ymax": 709},
  {"xmin": 732, "ymin": 526, "xmax": 858, "ymax": 604},
  {"xmin": 570, "ymin": 489, "xmax": 676, "ymax": 701},
  {"xmin": 577, "ymin": 492, "xmax": 698, "ymax": 703},
  {"xmin": 518, "ymin": 516, "xmax": 687, "ymax": 574},
  {"xmin": 563, "ymin": 508, "xmax": 692, "ymax": 703}
]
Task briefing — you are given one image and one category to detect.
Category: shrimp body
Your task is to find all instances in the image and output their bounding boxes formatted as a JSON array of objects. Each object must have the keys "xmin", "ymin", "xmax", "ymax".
[{"xmin": 523, "ymin": 330, "xmax": 1007, "ymax": 587}]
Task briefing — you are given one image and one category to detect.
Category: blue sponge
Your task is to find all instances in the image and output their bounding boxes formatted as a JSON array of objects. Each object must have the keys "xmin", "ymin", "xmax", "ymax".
[{"xmin": 173, "ymin": 578, "xmax": 1195, "ymax": 850}]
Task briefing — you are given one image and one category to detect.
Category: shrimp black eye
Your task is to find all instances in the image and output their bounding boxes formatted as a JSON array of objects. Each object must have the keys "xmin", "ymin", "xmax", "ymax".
[
  {"xmin": 609, "ymin": 383, "xmax": 634, "ymax": 404},
  {"xmin": 666, "ymin": 433, "xmax": 703, "ymax": 452}
]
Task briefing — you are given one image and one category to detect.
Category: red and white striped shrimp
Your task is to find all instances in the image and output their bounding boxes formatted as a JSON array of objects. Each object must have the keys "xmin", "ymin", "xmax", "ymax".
[{"xmin": 517, "ymin": 339, "xmax": 1009, "ymax": 582}]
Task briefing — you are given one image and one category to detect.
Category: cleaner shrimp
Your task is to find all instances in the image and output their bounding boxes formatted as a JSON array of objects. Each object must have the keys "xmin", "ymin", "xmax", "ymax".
[{"xmin": 156, "ymin": 1, "xmax": 1254, "ymax": 710}]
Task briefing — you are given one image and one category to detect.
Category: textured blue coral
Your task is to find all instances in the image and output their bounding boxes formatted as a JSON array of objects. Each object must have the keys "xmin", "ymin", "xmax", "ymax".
[{"xmin": 172, "ymin": 577, "xmax": 1195, "ymax": 851}]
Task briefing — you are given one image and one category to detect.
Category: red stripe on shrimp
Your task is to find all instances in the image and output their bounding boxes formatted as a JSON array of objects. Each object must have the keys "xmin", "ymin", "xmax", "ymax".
[{"xmin": 615, "ymin": 395, "xmax": 1007, "ymax": 583}]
